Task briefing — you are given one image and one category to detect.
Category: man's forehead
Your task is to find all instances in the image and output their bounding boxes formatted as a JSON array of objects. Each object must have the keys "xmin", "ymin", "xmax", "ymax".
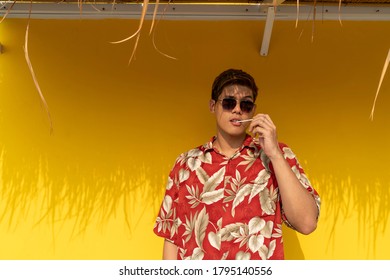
[{"xmin": 221, "ymin": 84, "xmax": 253, "ymax": 98}]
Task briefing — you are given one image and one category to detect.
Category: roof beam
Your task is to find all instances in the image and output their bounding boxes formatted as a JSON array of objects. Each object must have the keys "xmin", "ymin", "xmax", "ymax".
[
  {"xmin": 260, "ymin": 0, "xmax": 286, "ymax": 56},
  {"xmin": 260, "ymin": 6, "xmax": 276, "ymax": 56},
  {"xmin": 0, "ymin": 2, "xmax": 389, "ymax": 20}
]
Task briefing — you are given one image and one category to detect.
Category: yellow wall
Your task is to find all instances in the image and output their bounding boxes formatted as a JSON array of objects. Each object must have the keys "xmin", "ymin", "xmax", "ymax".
[{"xmin": 0, "ymin": 17, "xmax": 389, "ymax": 260}]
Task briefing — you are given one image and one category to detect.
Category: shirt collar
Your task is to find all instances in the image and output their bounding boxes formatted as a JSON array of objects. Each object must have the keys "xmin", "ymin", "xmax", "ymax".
[
  {"xmin": 202, "ymin": 134, "xmax": 258, "ymax": 153},
  {"xmin": 202, "ymin": 136, "xmax": 216, "ymax": 153}
]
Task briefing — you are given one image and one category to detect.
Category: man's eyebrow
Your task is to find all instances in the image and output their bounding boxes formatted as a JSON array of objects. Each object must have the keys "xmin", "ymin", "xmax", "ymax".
[
  {"xmin": 224, "ymin": 95, "xmax": 254, "ymax": 100},
  {"xmin": 241, "ymin": 95, "xmax": 254, "ymax": 100}
]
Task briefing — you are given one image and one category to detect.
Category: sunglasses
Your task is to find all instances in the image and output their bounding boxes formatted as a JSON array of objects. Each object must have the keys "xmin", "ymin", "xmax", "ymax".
[{"xmin": 218, "ymin": 98, "xmax": 255, "ymax": 113}]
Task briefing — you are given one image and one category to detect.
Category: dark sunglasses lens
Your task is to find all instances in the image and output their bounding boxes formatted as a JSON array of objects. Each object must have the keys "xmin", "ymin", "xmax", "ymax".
[
  {"xmin": 222, "ymin": 98, "xmax": 237, "ymax": 111},
  {"xmin": 241, "ymin": 101, "xmax": 254, "ymax": 113}
]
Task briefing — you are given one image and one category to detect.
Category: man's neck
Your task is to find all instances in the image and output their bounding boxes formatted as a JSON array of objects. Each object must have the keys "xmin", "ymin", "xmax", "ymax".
[{"xmin": 213, "ymin": 133, "xmax": 246, "ymax": 158}]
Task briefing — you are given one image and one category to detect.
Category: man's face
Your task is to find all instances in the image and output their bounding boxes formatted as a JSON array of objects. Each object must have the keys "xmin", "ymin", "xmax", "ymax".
[{"xmin": 210, "ymin": 84, "xmax": 256, "ymax": 137}]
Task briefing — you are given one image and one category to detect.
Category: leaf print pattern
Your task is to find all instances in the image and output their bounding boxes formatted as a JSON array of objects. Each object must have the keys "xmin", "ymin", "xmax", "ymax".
[
  {"xmin": 188, "ymin": 157, "xmax": 201, "ymax": 171},
  {"xmin": 195, "ymin": 167, "xmax": 209, "ymax": 184},
  {"xmin": 183, "ymin": 213, "xmax": 196, "ymax": 242},
  {"xmin": 223, "ymin": 176, "xmax": 237, "ymax": 203},
  {"xmin": 185, "ymin": 185, "xmax": 201, "ymax": 208},
  {"xmin": 282, "ymin": 147, "xmax": 296, "ymax": 160},
  {"xmin": 153, "ymin": 136, "xmax": 320, "ymax": 260},
  {"xmin": 292, "ymin": 165, "xmax": 311, "ymax": 188},
  {"xmin": 259, "ymin": 185, "xmax": 277, "ymax": 215},
  {"xmin": 177, "ymin": 148, "xmax": 211, "ymax": 171},
  {"xmin": 234, "ymin": 224, "xmax": 250, "ymax": 248},
  {"xmin": 220, "ymin": 223, "xmax": 246, "ymax": 242},
  {"xmin": 261, "ymin": 221, "xmax": 274, "ymax": 238},
  {"xmin": 235, "ymin": 251, "xmax": 251, "ymax": 260},
  {"xmin": 194, "ymin": 207, "xmax": 209, "ymax": 249},
  {"xmin": 217, "ymin": 216, "xmax": 273, "ymax": 256},
  {"xmin": 190, "ymin": 248, "xmax": 204, "ymax": 260},
  {"xmin": 198, "ymin": 152, "xmax": 212, "ymax": 165},
  {"xmin": 166, "ymin": 176, "xmax": 173, "ymax": 191},
  {"xmin": 221, "ymin": 251, "xmax": 229, "ymax": 260},
  {"xmin": 272, "ymin": 222, "xmax": 283, "ymax": 239},
  {"xmin": 162, "ymin": 195, "xmax": 172, "ymax": 214},
  {"xmin": 260, "ymin": 149, "xmax": 271, "ymax": 172},
  {"xmin": 230, "ymin": 168, "xmax": 274, "ymax": 216},
  {"xmin": 179, "ymin": 247, "xmax": 187, "ymax": 260},
  {"xmin": 231, "ymin": 184, "xmax": 252, "ymax": 217},
  {"xmin": 249, "ymin": 169, "xmax": 270, "ymax": 202},
  {"xmin": 259, "ymin": 240, "xmax": 276, "ymax": 260},
  {"xmin": 178, "ymin": 168, "xmax": 190, "ymax": 183},
  {"xmin": 201, "ymin": 188, "xmax": 225, "ymax": 205},
  {"xmin": 237, "ymin": 149, "xmax": 257, "ymax": 171},
  {"xmin": 231, "ymin": 169, "xmax": 247, "ymax": 190},
  {"xmin": 187, "ymin": 148, "xmax": 203, "ymax": 159},
  {"xmin": 248, "ymin": 217, "xmax": 266, "ymax": 235},
  {"xmin": 248, "ymin": 235, "xmax": 264, "ymax": 253},
  {"xmin": 188, "ymin": 167, "xmax": 226, "ymax": 205},
  {"xmin": 208, "ymin": 231, "xmax": 221, "ymax": 250},
  {"xmin": 155, "ymin": 194, "xmax": 181, "ymax": 239},
  {"xmin": 202, "ymin": 167, "xmax": 225, "ymax": 193}
]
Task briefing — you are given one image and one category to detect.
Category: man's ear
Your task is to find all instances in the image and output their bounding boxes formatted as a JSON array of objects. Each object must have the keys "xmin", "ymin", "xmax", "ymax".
[{"xmin": 209, "ymin": 99, "xmax": 216, "ymax": 113}]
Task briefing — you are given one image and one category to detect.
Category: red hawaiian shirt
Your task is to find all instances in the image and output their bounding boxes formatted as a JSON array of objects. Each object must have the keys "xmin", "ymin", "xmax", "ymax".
[{"xmin": 153, "ymin": 134, "xmax": 320, "ymax": 260}]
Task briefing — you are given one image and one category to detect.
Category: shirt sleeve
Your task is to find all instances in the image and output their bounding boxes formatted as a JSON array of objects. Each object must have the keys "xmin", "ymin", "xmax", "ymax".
[
  {"xmin": 277, "ymin": 143, "xmax": 321, "ymax": 228},
  {"xmin": 153, "ymin": 157, "xmax": 182, "ymax": 246}
]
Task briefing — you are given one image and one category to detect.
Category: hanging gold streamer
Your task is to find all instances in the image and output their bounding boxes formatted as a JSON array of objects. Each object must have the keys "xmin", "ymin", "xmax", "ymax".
[
  {"xmin": 110, "ymin": 0, "xmax": 150, "ymax": 65},
  {"xmin": 370, "ymin": 48, "xmax": 390, "ymax": 121},
  {"xmin": 24, "ymin": 1, "xmax": 53, "ymax": 133}
]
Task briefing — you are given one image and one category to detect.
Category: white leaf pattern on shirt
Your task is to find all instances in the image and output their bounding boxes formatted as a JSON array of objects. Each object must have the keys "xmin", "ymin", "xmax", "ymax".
[
  {"xmin": 248, "ymin": 217, "xmax": 266, "ymax": 235},
  {"xmin": 189, "ymin": 248, "xmax": 204, "ymax": 260},
  {"xmin": 235, "ymin": 251, "xmax": 251, "ymax": 260},
  {"xmin": 249, "ymin": 235, "xmax": 264, "ymax": 253},
  {"xmin": 185, "ymin": 185, "xmax": 201, "ymax": 208},
  {"xmin": 208, "ymin": 231, "xmax": 221, "ymax": 250},
  {"xmin": 202, "ymin": 167, "xmax": 225, "ymax": 193},
  {"xmin": 260, "ymin": 185, "xmax": 277, "ymax": 215},
  {"xmin": 259, "ymin": 240, "xmax": 276, "ymax": 259},
  {"xmin": 201, "ymin": 188, "xmax": 225, "ymax": 204},
  {"xmin": 232, "ymin": 184, "xmax": 252, "ymax": 217},
  {"xmin": 194, "ymin": 207, "xmax": 209, "ymax": 249},
  {"xmin": 195, "ymin": 167, "xmax": 209, "ymax": 184}
]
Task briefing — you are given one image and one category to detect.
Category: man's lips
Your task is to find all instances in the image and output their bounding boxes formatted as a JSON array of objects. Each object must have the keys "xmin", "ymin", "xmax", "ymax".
[
  {"xmin": 231, "ymin": 118, "xmax": 252, "ymax": 123},
  {"xmin": 230, "ymin": 119, "xmax": 243, "ymax": 126}
]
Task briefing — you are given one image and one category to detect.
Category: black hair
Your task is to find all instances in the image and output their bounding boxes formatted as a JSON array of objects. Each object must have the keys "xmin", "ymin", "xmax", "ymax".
[{"xmin": 211, "ymin": 69, "xmax": 258, "ymax": 101}]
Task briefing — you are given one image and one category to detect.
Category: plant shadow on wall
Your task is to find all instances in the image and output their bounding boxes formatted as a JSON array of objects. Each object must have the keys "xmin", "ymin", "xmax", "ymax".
[
  {"xmin": 312, "ymin": 174, "xmax": 390, "ymax": 258},
  {"xmin": 0, "ymin": 147, "xmax": 167, "ymax": 241}
]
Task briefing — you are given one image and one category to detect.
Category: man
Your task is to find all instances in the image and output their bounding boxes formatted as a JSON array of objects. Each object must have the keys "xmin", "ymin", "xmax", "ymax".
[{"xmin": 153, "ymin": 69, "xmax": 320, "ymax": 260}]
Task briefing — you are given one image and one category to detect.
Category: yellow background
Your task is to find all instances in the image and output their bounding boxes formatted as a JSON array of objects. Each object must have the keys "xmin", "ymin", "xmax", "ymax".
[{"xmin": 0, "ymin": 17, "xmax": 389, "ymax": 259}]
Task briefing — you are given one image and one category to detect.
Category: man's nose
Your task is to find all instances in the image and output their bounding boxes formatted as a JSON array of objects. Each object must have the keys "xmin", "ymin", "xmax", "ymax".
[{"xmin": 232, "ymin": 101, "xmax": 242, "ymax": 114}]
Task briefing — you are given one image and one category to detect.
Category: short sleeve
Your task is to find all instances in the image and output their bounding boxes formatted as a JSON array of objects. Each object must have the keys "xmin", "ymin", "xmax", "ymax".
[
  {"xmin": 153, "ymin": 158, "xmax": 183, "ymax": 246},
  {"xmin": 277, "ymin": 143, "xmax": 321, "ymax": 228}
]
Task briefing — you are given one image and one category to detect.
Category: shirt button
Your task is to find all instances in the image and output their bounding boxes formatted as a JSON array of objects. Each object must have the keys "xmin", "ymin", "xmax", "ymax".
[{"xmin": 225, "ymin": 203, "xmax": 229, "ymax": 207}]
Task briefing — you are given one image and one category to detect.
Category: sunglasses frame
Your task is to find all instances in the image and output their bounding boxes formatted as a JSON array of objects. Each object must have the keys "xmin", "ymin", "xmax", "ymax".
[{"xmin": 218, "ymin": 98, "xmax": 255, "ymax": 113}]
